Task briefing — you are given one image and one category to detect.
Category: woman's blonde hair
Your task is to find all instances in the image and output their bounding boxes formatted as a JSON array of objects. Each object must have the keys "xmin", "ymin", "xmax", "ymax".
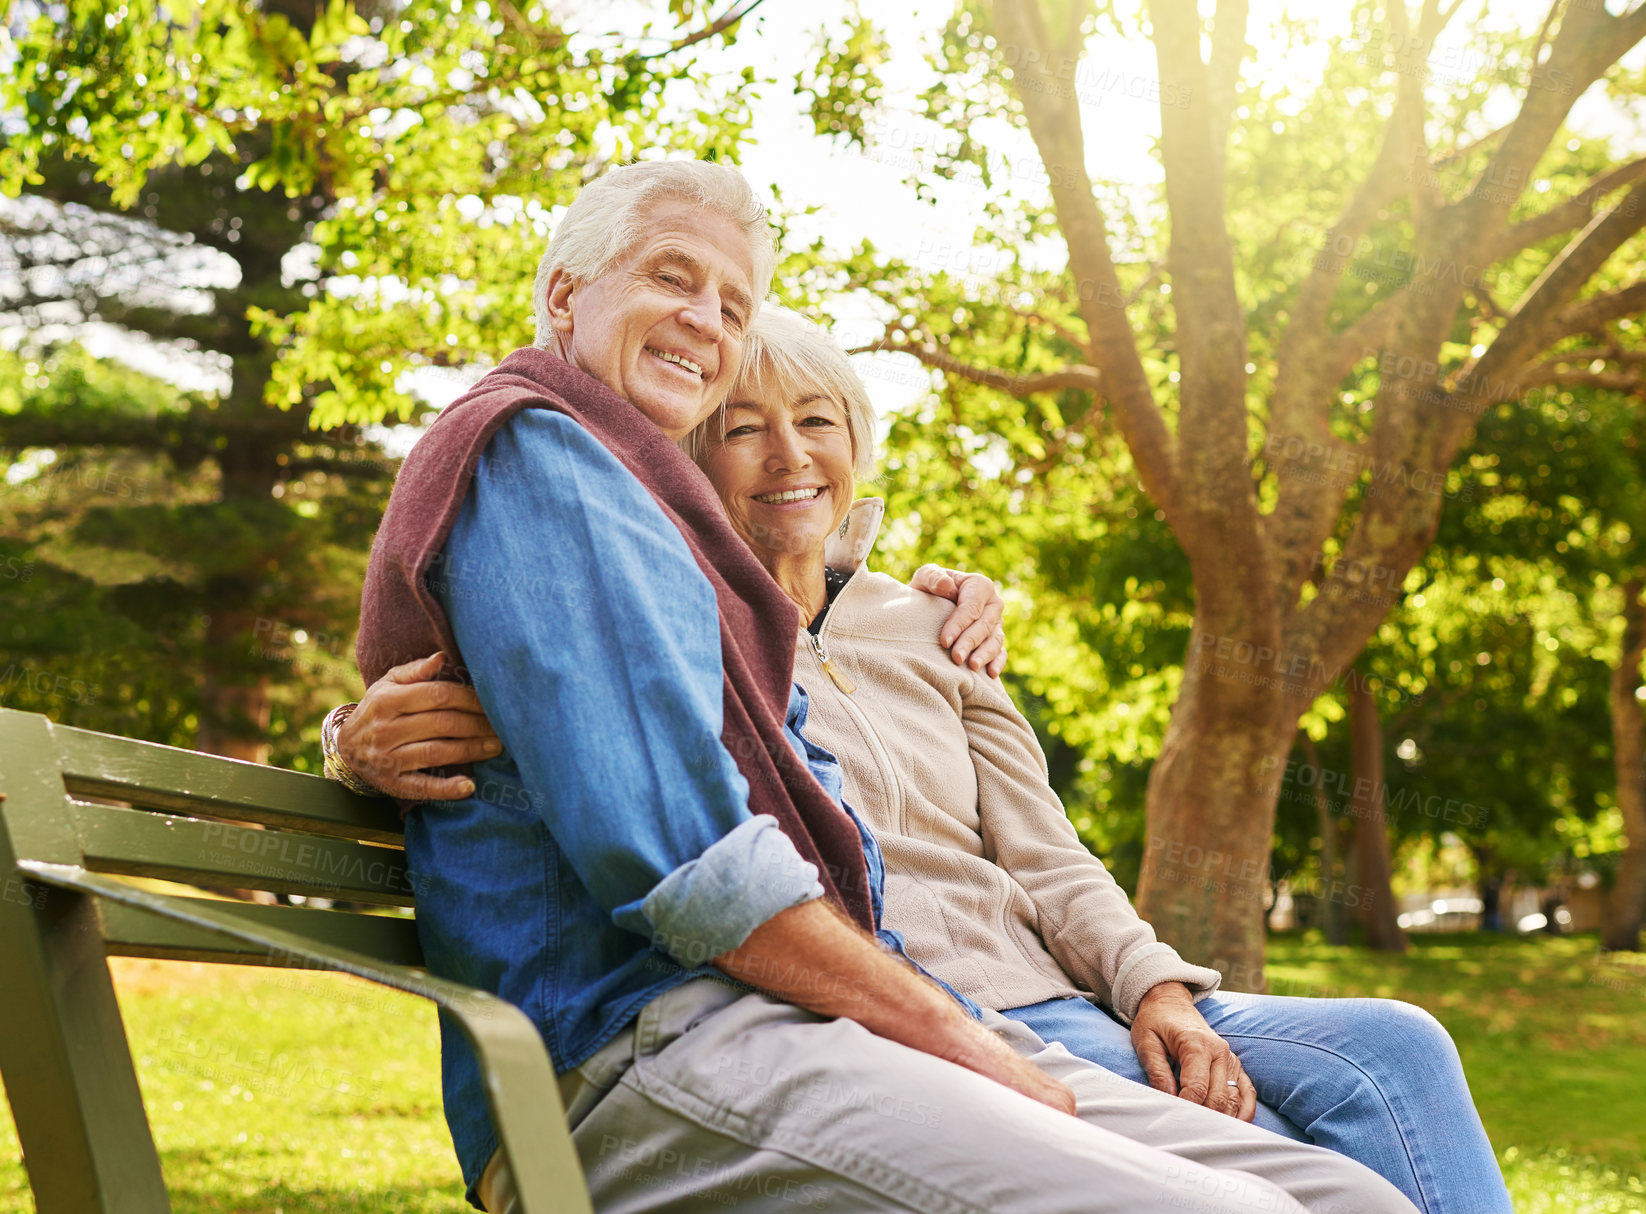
[
  {"xmin": 531, "ymin": 161, "xmax": 776, "ymax": 347},
  {"xmin": 682, "ymin": 305, "xmax": 878, "ymax": 479}
]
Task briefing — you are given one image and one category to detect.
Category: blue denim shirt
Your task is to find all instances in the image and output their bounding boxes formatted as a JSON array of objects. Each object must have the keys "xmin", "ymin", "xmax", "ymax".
[{"xmin": 403, "ymin": 411, "xmax": 966, "ymax": 1200}]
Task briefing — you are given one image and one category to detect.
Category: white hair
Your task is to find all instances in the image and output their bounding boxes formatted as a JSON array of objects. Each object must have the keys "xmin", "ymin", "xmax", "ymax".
[
  {"xmin": 531, "ymin": 161, "xmax": 776, "ymax": 347},
  {"xmin": 682, "ymin": 305, "xmax": 878, "ymax": 480}
]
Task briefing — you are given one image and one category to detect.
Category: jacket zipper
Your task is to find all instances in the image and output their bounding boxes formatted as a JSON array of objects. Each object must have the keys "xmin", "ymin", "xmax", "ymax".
[
  {"xmin": 808, "ymin": 630, "xmax": 856, "ymax": 694},
  {"xmin": 803, "ymin": 568, "xmax": 908, "ymax": 833}
]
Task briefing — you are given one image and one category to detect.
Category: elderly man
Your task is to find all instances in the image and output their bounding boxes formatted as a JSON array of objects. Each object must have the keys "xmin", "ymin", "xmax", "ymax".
[{"xmin": 355, "ymin": 159, "xmax": 1416, "ymax": 1214}]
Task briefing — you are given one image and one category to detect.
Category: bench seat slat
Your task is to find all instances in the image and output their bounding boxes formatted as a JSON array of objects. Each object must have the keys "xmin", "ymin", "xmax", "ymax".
[
  {"xmin": 73, "ymin": 802, "xmax": 416, "ymax": 907},
  {"xmin": 55, "ymin": 724, "xmax": 405, "ymax": 844},
  {"xmin": 99, "ymin": 895, "xmax": 424, "ymax": 968}
]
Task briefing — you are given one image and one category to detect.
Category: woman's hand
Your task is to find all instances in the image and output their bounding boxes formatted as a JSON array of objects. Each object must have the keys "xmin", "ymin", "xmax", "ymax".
[
  {"xmin": 336, "ymin": 653, "xmax": 501, "ymax": 800},
  {"xmin": 911, "ymin": 565, "xmax": 1008, "ymax": 677},
  {"xmin": 1130, "ymin": 981, "xmax": 1256, "ymax": 1122}
]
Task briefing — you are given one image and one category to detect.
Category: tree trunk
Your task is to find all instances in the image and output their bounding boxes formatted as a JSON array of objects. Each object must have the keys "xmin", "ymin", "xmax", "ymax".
[
  {"xmin": 1136, "ymin": 630, "xmax": 1298, "ymax": 985},
  {"xmin": 1471, "ymin": 844, "xmax": 1504, "ymax": 932},
  {"xmin": 193, "ymin": 372, "xmax": 279, "ymax": 905},
  {"xmin": 194, "ymin": 357, "xmax": 281, "ymax": 767},
  {"xmin": 195, "ymin": 598, "xmax": 272, "ymax": 764},
  {"xmin": 1299, "ymin": 733, "xmax": 1347, "ymax": 946},
  {"xmin": 1349, "ymin": 673, "xmax": 1406, "ymax": 952},
  {"xmin": 1604, "ymin": 578, "xmax": 1646, "ymax": 953}
]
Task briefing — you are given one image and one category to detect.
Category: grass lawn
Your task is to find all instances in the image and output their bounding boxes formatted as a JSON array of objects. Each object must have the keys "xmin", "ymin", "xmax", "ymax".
[
  {"xmin": 1, "ymin": 931, "xmax": 1643, "ymax": 1211},
  {"xmin": 1265, "ymin": 931, "xmax": 1646, "ymax": 1212}
]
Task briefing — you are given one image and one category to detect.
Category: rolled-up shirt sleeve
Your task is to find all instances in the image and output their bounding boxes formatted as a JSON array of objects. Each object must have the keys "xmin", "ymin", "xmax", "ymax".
[{"xmin": 436, "ymin": 409, "xmax": 823, "ymax": 966}]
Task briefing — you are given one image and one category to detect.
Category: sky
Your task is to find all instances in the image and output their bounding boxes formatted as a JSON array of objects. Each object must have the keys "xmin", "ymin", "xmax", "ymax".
[{"xmin": 9, "ymin": 0, "xmax": 1644, "ymax": 425}]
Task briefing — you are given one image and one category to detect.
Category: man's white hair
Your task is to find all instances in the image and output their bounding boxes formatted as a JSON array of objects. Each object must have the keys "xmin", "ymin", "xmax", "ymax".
[
  {"xmin": 682, "ymin": 305, "xmax": 878, "ymax": 480},
  {"xmin": 532, "ymin": 160, "xmax": 776, "ymax": 347}
]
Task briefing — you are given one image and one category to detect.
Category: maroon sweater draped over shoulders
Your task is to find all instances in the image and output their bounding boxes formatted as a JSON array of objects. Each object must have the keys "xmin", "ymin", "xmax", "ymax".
[{"xmin": 356, "ymin": 346, "xmax": 874, "ymax": 931}]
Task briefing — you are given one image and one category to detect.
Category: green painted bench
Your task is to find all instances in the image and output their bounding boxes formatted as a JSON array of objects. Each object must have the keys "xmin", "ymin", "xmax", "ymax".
[{"xmin": 0, "ymin": 706, "xmax": 592, "ymax": 1214}]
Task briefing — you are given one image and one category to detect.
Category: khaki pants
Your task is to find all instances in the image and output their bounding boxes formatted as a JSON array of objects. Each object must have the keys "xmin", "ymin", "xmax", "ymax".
[{"xmin": 479, "ymin": 977, "xmax": 1417, "ymax": 1214}]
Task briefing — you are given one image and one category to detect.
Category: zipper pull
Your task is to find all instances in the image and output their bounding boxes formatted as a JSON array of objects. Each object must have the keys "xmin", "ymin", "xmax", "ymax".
[{"xmin": 810, "ymin": 633, "xmax": 856, "ymax": 694}]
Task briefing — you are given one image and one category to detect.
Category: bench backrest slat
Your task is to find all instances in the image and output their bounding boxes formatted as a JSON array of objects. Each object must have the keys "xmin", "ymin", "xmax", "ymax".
[
  {"xmin": 56, "ymin": 723, "xmax": 405, "ymax": 844},
  {"xmin": 98, "ymin": 891, "xmax": 425, "ymax": 968},
  {"xmin": 73, "ymin": 802, "xmax": 416, "ymax": 907}
]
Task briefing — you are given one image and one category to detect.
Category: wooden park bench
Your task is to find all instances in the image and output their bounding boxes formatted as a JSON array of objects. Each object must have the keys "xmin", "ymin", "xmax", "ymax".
[{"xmin": 0, "ymin": 706, "xmax": 593, "ymax": 1214}]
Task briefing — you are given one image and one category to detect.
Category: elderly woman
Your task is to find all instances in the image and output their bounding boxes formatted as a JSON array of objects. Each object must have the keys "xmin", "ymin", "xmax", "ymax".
[
  {"xmin": 333, "ymin": 242, "xmax": 1442, "ymax": 1211},
  {"xmin": 681, "ymin": 308, "xmax": 1511, "ymax": 1213}
]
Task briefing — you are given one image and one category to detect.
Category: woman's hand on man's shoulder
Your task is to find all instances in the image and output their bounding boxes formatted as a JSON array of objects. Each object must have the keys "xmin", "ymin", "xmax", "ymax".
[{"xmin": 909, "ymin": 565, "xmax": 1008, "ymax": 678}]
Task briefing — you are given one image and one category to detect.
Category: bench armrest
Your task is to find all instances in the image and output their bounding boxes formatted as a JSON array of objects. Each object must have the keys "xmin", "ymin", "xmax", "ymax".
[{"xmin": 18, "ymin": 861, "xmax": 592, "ymax": 1214}]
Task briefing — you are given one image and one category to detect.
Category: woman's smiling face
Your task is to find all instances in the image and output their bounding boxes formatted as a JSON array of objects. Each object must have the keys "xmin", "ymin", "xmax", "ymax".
[{"xmin": 700, "ymin": 377, "xmax": 857, "ymax": 567}]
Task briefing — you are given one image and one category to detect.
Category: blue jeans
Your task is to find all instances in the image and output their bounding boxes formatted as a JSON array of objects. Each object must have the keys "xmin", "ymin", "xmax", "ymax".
[{"xmin": 1006, "ymin": 993, "xmax": 1510, "ymax": 1214}]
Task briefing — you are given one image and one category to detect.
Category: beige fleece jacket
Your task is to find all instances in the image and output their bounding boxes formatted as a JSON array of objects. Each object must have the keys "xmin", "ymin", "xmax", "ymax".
[{"xmin": 795, "ymin": 500, "xmax": 1221, "ymax": 1024}]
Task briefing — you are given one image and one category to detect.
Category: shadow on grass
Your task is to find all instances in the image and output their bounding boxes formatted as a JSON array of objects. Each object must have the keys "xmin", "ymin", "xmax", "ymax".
[{"xmin": 161, "ymin": 1147, "xmax": 468, "ymax": 1214}]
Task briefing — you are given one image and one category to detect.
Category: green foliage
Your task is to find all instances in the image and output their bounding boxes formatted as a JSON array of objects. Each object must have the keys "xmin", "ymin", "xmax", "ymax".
[
  {"xmin": 796, "ymin": 4, "xmax": 888, "ymax": 148},
  {"xmin": 806, "ymin": 1, "xmax": 1645, "ymax": 899},
  {"xmin": 0, "ymin": 345, "xmax": 384, "ymax": 768},
  {"xmin": 2, "ymin": 0, "xmax": 772, "ymax": 761},
  {"xmin": 4, "ymin": 0, "xmax": 763, "ymax": 426}
]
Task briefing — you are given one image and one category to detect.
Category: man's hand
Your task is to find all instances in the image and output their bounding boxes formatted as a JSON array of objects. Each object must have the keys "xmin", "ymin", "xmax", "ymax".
[
  {"xmin": 337, "ymin": 653, "xmax": 502, "ymax": 800},
  {"xmin": 718, "ymin": 900, "xmax": 1076, "ymax": 1117},
  {"xmin": 1131, "ymin": 981, "xmax": 1255, "ymax": 1122},
  {"xmin": 940, "ymin": 1010, "xmax": 1079, "ymax": 1117},
  {"xmin": 910, "ymin": 565, "xmax": 1007, "ymax": 676}
]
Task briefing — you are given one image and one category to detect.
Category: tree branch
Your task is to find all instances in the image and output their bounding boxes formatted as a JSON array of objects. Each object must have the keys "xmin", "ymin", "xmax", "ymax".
[
  {"xmin": 846, "ymin": 337, "xmax": 1103, "ymax": 397},
  {"xmin": 1533, "ymin": 344, "xmax": 1646, "ymax": 368},
  {"xmin": 1526, "ymin": 0, "xmax": 1561, "ymax": 74},
  {"xmin": 641, "ymin": 0, "xmax": 769, "ymax": 58},
  {"xmin": 1146, "ymin": 0, "xmax": 1269, "ymax": 586},
  {"xmin": 1323, "ymin": 295, "xmax": 1406, "ymax": 381},
  {"xmin": 1264, "ymin": 3, "xmax": 1449, "ymax": 605},
  {"xmin": 1008, "ymin": 304, "xmax": 1089, "ymax": 352},
  {"xmin": 1548, "ymin": 282, "xmax": 1646, "ymax": 341},
  {"xmin": 1457, "ymin": 0, "xmax": 1643, "ymax": 235},
  {"xmin": 1491, "ymin": 156, "xmax": 1646, "ymax": 260},
  {"xmin": 1434, "ymin": 122, "xmax": 1510, "ymax": 169},
  {"xmin": 1515, "ymin": 365, "xmax": 1646, "ymax": 394},
  {"xmin": 989, "ymin": 0, "xmax": 1180, "ymax": 517},
  {"xmin": 1205, "ymin": 0, "xmax": 1250, "ymax": 185},
  {"xmin": 1441, "ymin": 179, "xmax": 1646, "ymax": 454}
]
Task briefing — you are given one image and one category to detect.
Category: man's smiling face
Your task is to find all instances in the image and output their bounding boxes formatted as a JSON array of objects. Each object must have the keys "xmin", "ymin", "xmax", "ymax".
[{"xmin": 544, "ymin": 199, "xmax": 759, "ymax": 441}]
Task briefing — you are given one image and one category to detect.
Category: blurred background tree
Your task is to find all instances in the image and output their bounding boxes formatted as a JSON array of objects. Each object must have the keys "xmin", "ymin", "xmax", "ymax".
[
  {"xmin": 801, "ymin": 0, "xmax": 1646, "ymax": 973},
  {"xmin": 1, "ymin": 0, "xmax": 762, "ymax": 760}
]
